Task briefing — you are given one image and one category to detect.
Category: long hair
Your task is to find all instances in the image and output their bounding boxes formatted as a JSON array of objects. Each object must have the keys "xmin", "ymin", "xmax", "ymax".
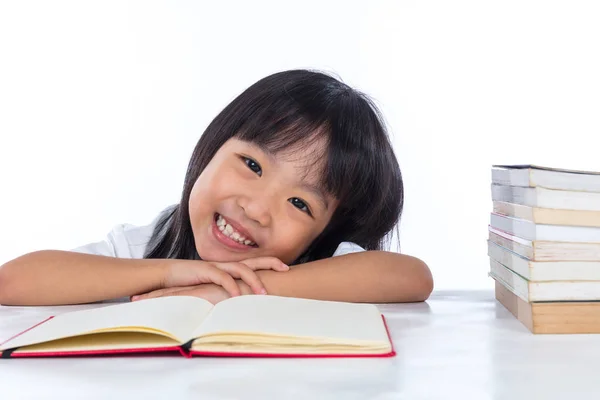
[{"xmin": 144, "ymin": 69, "xmax": 403, "ymax": 264}]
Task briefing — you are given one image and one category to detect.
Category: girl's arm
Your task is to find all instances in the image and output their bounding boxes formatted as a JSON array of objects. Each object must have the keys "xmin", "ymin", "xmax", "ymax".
[
  {"xmin": 131, "ymin": 251, "xmax": 432, "ymax": 303},
  {"xmin": 253, "ymin": 251, "xmax": 433, "ymax": 303},
  {"xmin": 0, "ymin": 250, "xmax": 286, "ymax": 306},
  {"xmin": 0, "ymin": 251, "xmax": 167, "ymax": 305}
]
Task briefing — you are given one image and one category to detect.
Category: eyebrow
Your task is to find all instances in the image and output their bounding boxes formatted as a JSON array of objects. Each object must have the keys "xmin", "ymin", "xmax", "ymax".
[{"xmin": 247, "ymin": 142, "xmax": 329, "ymax": 211}]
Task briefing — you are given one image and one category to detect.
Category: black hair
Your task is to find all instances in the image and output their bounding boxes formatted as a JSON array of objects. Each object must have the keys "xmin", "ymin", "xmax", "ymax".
[{"xmin": 144, "ymin": 69, "xmax": 403, "ymax": 264}]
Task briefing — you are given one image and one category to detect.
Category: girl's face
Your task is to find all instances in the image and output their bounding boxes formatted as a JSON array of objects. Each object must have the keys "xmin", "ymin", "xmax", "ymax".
[{"xmin": 188, "ymin": 138, "xmax": 338, "ymax": 265}]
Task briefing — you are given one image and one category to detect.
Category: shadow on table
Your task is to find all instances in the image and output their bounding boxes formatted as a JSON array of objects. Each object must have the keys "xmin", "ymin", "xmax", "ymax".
[
  {"xmin": 0, "ymin": 355, "xmax": 402, "ymax": 399},
  {"xmin": 376, "ymin": 301, "xmax": 431, "ymax": 314}
]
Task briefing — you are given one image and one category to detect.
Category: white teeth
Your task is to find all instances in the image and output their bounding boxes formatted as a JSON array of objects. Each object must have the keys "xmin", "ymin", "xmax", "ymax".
[{"xmin": 216, "ymin": 214, "xmax": 256, "ymax": 246}]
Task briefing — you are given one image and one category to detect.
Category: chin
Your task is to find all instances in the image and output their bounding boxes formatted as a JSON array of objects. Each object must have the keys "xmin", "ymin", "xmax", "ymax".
[
  {"xmin": 195, "ymin": 243, "xmax": 243, "ymax": 263},
  {"xmin": 195, "ymin": 244, "xmax": 222, "ymax": 262}
]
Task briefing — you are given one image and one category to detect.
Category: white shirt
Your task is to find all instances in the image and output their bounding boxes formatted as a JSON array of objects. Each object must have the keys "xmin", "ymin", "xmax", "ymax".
[{"xmin": 72, "ymin": 206, "xmax": 365, "ymax": 260}]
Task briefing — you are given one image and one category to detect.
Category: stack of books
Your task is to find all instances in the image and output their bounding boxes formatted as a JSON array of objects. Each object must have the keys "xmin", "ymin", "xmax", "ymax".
[{"xmin": 487, "ymin": 164, "xmax": 600, "ymax": 334}]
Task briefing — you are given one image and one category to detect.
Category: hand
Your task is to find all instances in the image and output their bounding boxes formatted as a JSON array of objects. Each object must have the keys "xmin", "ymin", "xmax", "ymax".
[
  {"xmin": 132, "ymin": 284, "xmax": 235, "ymax": 304},
  {"xmin": 160, "ymin": 257, "xmax": 288, "ymax": 298}
]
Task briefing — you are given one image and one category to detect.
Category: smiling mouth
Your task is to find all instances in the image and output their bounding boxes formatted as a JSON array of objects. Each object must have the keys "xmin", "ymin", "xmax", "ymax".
[{"xmin": 213, "ymin": 213, "xmax": 259, "ymax": 248}]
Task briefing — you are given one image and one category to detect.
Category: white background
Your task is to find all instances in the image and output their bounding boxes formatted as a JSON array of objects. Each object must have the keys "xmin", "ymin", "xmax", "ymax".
[{"xmin": 1, "ymin": 0, "xmax": 599, "ymax": 290}]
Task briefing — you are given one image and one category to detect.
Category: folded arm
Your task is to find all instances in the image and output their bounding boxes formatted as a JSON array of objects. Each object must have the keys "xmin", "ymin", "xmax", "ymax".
[{"xmin": 251, "ymin": 250, "xmax": 433, "ymax": 303}]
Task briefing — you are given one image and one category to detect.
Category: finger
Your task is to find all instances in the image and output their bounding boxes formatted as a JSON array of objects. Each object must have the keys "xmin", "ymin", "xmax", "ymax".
[
  {"xmin": 132, "ymin": 286, "xmax": 195, "ymax": 301},
  {"xmin": 215, "ymin": 263, "xmax": 266, "ymax": 295},
  {"xmin": 208, "ymin": 268, "xmax": 242, "ymax": 297},
  {"xmin": 238, "ymin": 257, "xmax": 289, "ymax": 271}
]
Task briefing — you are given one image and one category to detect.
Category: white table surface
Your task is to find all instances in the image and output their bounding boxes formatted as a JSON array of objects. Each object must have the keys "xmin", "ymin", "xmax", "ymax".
[{"xmin": 1, "ymin": 290, "xmax": 600, "ymax": 400}]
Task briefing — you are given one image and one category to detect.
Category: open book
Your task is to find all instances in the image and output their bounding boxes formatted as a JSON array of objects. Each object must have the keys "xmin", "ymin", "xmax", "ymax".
[{"xmin": 0, "ymin": 295, "xmax": 395, "ymax": 358}]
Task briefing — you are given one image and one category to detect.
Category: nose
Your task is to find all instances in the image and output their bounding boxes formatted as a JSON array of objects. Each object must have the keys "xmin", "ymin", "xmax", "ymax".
[{"xmin": 237, "ymin": 192, "xmax": 273, "ymax": 227}]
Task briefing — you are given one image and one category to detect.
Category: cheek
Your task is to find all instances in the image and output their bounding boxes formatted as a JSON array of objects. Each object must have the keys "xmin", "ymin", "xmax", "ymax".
[
  {"xmin": 188, "ymin": 164, "xmax": 239, "ymax": 228},
  {"xmin": 270, "ymin": 220, "xmax": 319, "ymax": 261},
  {"xmin": 188, "ymin": 175, "xmax": 217, "ymax": 228}
]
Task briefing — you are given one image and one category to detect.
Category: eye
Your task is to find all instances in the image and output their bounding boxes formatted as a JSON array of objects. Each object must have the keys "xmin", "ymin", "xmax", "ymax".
[
  {"xmin": 241, "ymin": 156, "xmax": 262, "ymax": 176},
  {"xmin": 289, "ymin": 197, "xmax": 313, "ymax": 216}
]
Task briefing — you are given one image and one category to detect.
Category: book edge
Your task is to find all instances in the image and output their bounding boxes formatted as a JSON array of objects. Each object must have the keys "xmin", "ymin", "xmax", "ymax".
[
  {"xmin": 492, "ymin": 164, "xmax": 600, "ymax": 176},
  {"xmin": 187, "ymin": 314, "xmax": 396, "ymax": 358}
]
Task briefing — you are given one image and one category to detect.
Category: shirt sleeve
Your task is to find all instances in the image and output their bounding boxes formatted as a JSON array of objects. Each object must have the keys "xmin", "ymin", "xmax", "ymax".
[
  {"xmin": 70, "ymin": 222, "xmax": 155, "ymax": 259},
  {"xmin": 331, "ymin": 241, "xmax": 366, "ymax": 257}
]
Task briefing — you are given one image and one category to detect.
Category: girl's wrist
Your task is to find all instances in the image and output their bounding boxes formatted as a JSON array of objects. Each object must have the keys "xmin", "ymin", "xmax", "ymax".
[
  {"xmin": 157, "ymin": 259, "xmax": 192, "ymax": 289},
  {"xmin": 236, "ymin": 270, "xmax": 277, "ymax": 296}
]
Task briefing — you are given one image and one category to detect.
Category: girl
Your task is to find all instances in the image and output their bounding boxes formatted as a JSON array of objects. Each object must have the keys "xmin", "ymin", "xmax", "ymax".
[{"xmin": 0, "ymin": 69, "xmax": 433, "ymax": 306}]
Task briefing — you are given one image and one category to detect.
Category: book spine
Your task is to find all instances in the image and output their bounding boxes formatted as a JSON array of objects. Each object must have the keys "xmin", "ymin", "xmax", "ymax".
[
  {"xmin": 490, "ymin": 213, "xmax": 536, "ymax": 240},
  {"xmin": 488, "ymin": 230, "xmax": 534, "ymax": 260},
  {"xmin": 489, "ymin": 259, "xmax": 530, "ymax": 302},
  {"xmin": 179, "ymin": 340, "xmax": 194, "ymax": 358},
  {"xmin": 1, "ymin": 347, "xmax": 17, "ymax": 358},
  {"xmin": 491, "ymin": 184, "xmax": 536, "ymax": 207},
  {"xmin": 492, "ymin": 201, "xmax": 535, "ymax": 221},
  {"xmin": 488, "ymin": 241, "xmax": 531, "ymax": 279}
]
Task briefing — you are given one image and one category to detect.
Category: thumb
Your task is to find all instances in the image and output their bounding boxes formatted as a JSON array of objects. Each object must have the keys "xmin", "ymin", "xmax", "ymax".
[{"xmin": 238, "ymin": 256, "xmax": 289, "ymax": 271}]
